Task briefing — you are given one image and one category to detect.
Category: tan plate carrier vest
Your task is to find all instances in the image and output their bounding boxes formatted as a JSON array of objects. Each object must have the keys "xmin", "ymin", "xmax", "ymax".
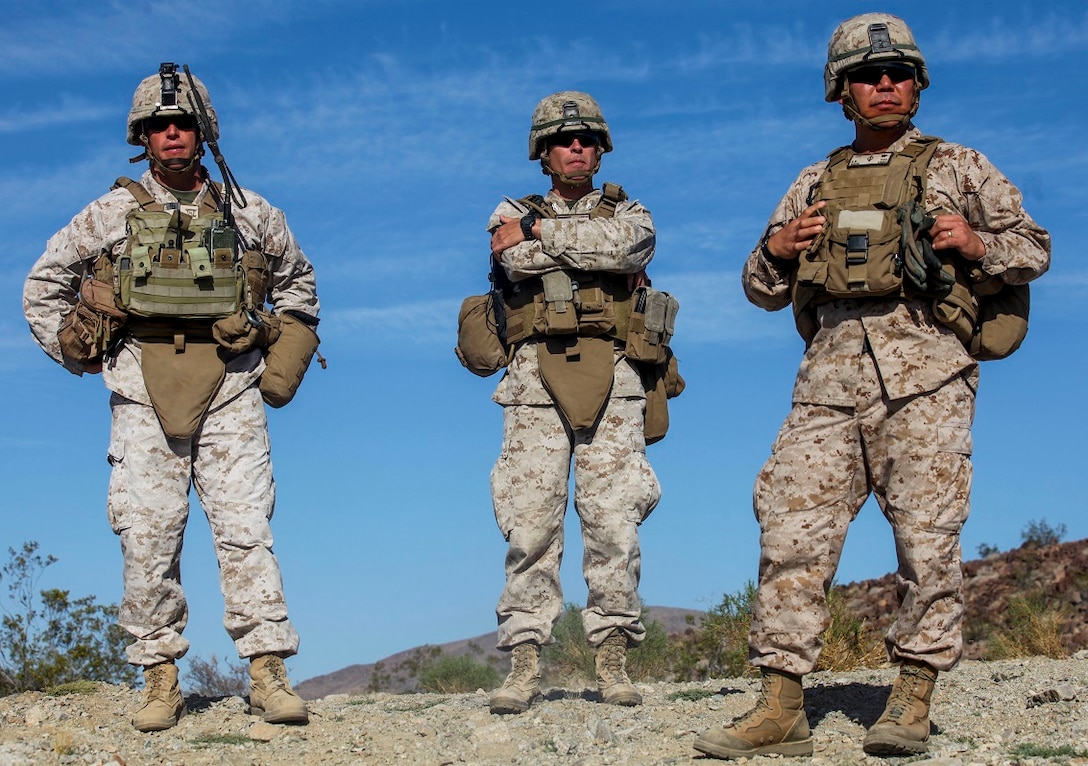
[
  {"xmin": 790, "ymin": 137, "xmax": 1029, "ymax": 360},
  {"xmin": 498, "ymin": 184, "xmax": 683, "ymax": 438}
]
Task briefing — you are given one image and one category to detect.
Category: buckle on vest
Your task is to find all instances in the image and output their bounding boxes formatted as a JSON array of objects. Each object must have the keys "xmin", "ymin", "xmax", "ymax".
[{"xmin": 846, "ymin": 233, "xmax": 869, "ymax": 265}]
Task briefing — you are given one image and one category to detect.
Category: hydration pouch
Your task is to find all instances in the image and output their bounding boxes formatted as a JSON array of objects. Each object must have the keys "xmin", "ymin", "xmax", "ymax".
[{"xmin": 625, "ymin": 286, "xmax": 678, "ymax": 364}]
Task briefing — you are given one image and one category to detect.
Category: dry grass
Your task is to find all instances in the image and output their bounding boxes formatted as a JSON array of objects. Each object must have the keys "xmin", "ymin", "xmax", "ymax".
[{"xmin": 984, "ymin": 593, "xmax": 1069, "ymax": 660}]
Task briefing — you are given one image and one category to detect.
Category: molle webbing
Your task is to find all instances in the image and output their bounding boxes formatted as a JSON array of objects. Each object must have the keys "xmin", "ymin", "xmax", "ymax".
[
  {"xmin": 791, "ymin": 137, "xmax": 941, "ymax": 340},
  {"xmin": 111, "ymin": 177, "xmax": 245, "ymax": 321},
  {"xmin": 501, "ymin": 184, "xmax": 633, "ymax": 346}
]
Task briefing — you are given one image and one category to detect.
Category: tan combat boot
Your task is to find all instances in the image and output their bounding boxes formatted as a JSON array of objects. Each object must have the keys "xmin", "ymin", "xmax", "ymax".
[
  {"xmin": 863, "ymin": 660, "xmax": 938, "ymax": 755},
  {"xmin": 249, "ymin": 654, "xmax": 309, "ymax": 724},
  {"xmin": 694, "ymin": 668, "xmax": 813, "ymax": 759},
  {"xmin": 489, "ymin": 642, "xmax": 541, "ymax": 714},
  {"xmin": 595, "ymin": 629, "xmax": 642, "ymax": 706},
  {"xmin": 132, "ymin": 660, "xmax": 185, "ymax": 732}
]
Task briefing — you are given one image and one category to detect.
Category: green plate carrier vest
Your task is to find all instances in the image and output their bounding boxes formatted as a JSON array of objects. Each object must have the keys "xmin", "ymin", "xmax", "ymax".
[{"xmin": 112, "ymin": 177, "xmax": 246, "ymax": 321}]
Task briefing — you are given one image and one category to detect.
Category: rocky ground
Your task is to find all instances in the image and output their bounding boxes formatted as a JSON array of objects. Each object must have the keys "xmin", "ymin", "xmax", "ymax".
[{"xmin": 2, "ymin": 656, "xmax": 1088, "ymax": 766}]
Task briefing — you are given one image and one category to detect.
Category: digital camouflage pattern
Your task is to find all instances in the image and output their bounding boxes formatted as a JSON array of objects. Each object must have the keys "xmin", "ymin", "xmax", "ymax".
[
  {"xmin": 742, "ymin": 127, "xmax": 1050, "ymax": 674},
  {"xmin": 489, "ymin": 187, "xmax": 660, "ymax": 650},
  {"xmin": 108, "ymin": 386, "xmax": 297, "ymax": 665},
  {"xmin": 23, "ymin": 168, "xmax": 318, "ymax": 667}
]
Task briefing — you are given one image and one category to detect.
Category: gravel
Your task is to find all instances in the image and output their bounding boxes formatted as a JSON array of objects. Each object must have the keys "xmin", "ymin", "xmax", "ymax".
[{"xmin": 2, "ymin": 656, "xmax": 1087, "ymax": 765}]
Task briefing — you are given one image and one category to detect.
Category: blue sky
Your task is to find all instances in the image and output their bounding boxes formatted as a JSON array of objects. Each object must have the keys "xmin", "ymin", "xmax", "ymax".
[{"xmin": 1, "ymin": 1, "xmax": 1085, "ymax": 686}]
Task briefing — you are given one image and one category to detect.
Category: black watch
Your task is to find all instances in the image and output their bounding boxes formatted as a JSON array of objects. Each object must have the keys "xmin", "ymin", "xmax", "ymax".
[{"xmin": 520, "ymin": 213, "xmax": 537, "ymax": 240}]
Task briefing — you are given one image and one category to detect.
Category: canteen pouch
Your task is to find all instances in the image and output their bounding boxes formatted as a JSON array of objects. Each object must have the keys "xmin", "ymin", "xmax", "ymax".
[
  {"xmin": 260, "ymin": 312, "xmax": 320, "ymax": 408},
  {"xmin": 455, "ymin": 291, "xmax": 510, "ymax": 377}
]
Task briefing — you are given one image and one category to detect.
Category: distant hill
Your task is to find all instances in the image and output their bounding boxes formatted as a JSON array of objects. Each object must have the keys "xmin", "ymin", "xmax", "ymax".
[
  {"xmin": 295, "ymin": 606, "xmax": 701, "ymax": 700},
  {"xmin": 297, "ymin": 539, "xmax": 1088, "ymax": 700}
]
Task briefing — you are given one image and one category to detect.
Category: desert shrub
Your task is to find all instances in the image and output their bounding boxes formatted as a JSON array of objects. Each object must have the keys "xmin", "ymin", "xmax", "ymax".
[
  {"xmin": 540, "ymin": 603, "xmax": 672, "ymax": 685},
  {"xmin": 185, "ymin": 654, "xmax": 249, "ymax": 698},
  {"xmin": 976, "ymin": 542, "xmax": 1000, "ymax": 558},
  {"xmin": 418, "ymin": 654, "xmax": 502, "ymax": 693},
  {"xmin": 815, "ymin": 587, "xmax": 885, "ymax": 672},
  {"xmin": 1020, "ymin": 518, "xmax": 1066, "ymax": 549},
  {"xmin": 983, "ymin": 592, "xmax": 1068, "ymax": 660},
  {"xmin": 0, "ymin": 542, "xmax": 136, "ymax": 695},
  {"xmin": 668, "ymin": 582, "xmax": 756, "ymax": 682}
]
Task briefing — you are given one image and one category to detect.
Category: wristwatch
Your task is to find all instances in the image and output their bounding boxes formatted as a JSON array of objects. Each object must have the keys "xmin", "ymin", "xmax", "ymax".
[{"xmin": 520, "ymin": 213, "xmax": 537, "ymax": 241}]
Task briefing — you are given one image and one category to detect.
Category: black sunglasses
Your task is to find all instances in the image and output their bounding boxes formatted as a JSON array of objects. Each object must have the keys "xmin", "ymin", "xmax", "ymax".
[
  {"xmin": 847, "ymin": 63, "xmax": 916, "ymax": 85},
  {"xmin": 547, "ymin": 132, "xmax": 600, "ymax": 149},
  {"xmin": 143, "ymin": 114, "xmax": 198, "ymax": 133}
]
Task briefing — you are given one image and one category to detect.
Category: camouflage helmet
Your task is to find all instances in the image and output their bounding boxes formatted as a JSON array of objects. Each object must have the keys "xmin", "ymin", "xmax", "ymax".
[
  {"xmin": 126, "ymin": 63, "xmax": 218, "ymax": 146},
  {"xmin": 528, "ymin": 91, "xmax": 612, "ymax": 160},
  {"xmin": 824, "ymin": 13, "xmax": 929, "ymax": 102}
]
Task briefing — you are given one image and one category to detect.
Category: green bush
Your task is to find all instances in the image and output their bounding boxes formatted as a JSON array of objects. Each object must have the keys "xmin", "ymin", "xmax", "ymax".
[
  {"xmin": 668, "ymin": 582, "xmax": 757, "ymax": 682},
  {"xmin": 0, "ymin": 542, "xmax": 136, "ymax": 695},
  {"xmin": 418, "ymin": 654, "xmax": 502, "ymax": 693},
  {"xmin": 540, "ymin": 603, "xmax": 673, "ymax": 685}
]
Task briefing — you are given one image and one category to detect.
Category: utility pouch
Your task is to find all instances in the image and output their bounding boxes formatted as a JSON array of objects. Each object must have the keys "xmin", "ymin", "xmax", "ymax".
[
  {"xmin": 212, "ymin": 308, "xmax": 282, "ymax": 354},
  {"xmin": 641, "ymin": 349, "xmax": 685, "ymax": 445},
  {"xmin": 625, "ymin": 286, "xmax": 678, "ymax": 364},
  {"xmin": 57, "ymin": 278, "xmax": 128, "ymax": 365},
  {"xmin": 455, "ymin": 291, "xmax": 510, "ymax": 377},
  {"xmin": 260, "ymin": 312, "xmax": 321, "ymax": 408}
]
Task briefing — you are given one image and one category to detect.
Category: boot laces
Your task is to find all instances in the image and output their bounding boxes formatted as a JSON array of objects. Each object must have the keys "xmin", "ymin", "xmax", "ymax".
[
  {"xmin": 145, "ymin": 665, "xmax": 170, "ymax": 696},
  {"xmin": 598, "ymin": 636, "xmax": 629, "ymax": 682},
  {"xmin": 884, "ymin": 667, "xmax": 929, "ymax": 721},
  {"xmin": 263, "ymin": 657, "xmax": 289, "ymax": 689},
  {"xmin": 731, "ymin": 675, "xmax": 775, "ymax": 726}
]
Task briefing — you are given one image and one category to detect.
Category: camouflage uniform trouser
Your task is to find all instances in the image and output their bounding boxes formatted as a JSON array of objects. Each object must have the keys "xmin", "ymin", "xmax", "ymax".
[
  {"xmin": 749, "ymin": 355, "xmax": 976, "ymax": 675},
  {"xmin": 107, "ymin": 384, "xmax": 300, "ymax": 667},
  {"xmin": 491, "ymin": 396, "xmax": 661, "ymax": 650}
]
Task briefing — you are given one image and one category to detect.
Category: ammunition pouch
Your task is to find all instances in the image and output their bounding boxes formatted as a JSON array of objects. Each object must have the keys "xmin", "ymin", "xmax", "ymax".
[
  {"xmin": 503, "ymin": 270, "xmax": 628, "ymax": 346},
  {"xmin": 57, "ymin": 277, "xmax": 128, "ymax": 365},
  {"xmin": 260, "ymin": 312, "xmax": 321, "ymax": 408},
  {"xmin": 625, "ymin": 286, "xmax": 678, "ymax": 364}
]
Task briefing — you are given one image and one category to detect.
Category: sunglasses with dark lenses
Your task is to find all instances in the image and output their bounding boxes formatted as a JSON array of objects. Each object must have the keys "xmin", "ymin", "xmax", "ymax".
[
  {"xmin": 143, "ymin": 114, "xmax": 198, "ymax": 133},
  {"xmin": 847, "ymin": 64, "xmax": 916, "ymax": 85},
  {"xmin": 547, "ymin": 132, "xmax": 600, "ymax": 149}
]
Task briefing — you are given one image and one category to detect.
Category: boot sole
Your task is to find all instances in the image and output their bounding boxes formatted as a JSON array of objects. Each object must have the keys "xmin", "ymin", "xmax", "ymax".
[
  {"xmin": 863, "ymin": 733, "xmax": 928, "ymax": 756},
  {"xmin": 250, "ymin": 704, "xmax": 309, "ymax": 725},
  {"xmin": 693, "ymin": 735, "xmax": 814, "ymax": 759},
  {"xmin": 489, "ymin": 696, "xmax": 534, "ymax": 714}
]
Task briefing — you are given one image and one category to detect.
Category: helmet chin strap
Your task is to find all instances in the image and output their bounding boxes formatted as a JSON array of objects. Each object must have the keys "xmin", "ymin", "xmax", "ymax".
[
  {"xmin": 139, "ymin": 134, "xmax": 205, "ymax": 178},
  {"xmin": 840, "ymin": 82, "xmax": 920, "ymax": 131},
  {"xmin": 540, "ymin": 153, "xmax": 603, "ymax": 186}
]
